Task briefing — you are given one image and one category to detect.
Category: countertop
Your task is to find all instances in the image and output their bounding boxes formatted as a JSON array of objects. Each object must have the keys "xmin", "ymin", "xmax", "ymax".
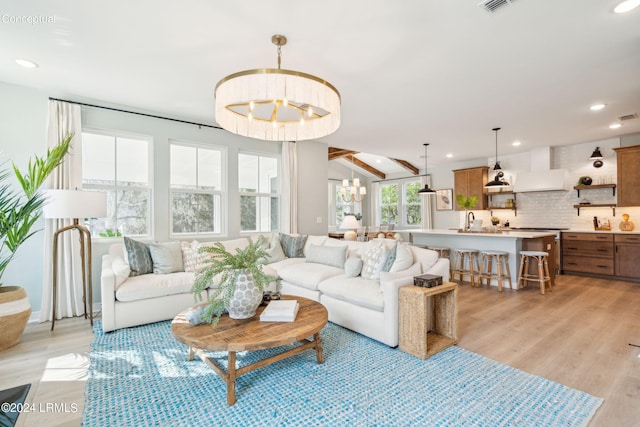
[{"xmin": 405, "ymin": 229, "xmax": 557, "ymax": 238}]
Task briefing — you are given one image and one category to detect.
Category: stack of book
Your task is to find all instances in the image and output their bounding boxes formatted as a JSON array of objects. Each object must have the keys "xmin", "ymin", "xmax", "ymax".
[{"xmin": 259, "ymin": 299, "xmax": 299, "ymax": 322}]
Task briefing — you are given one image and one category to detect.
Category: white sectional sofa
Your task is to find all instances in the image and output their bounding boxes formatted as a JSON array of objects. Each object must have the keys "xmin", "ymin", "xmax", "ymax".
[{"xmin": 101, "ymin": 234, "xmax": 449, "ymax": 347}]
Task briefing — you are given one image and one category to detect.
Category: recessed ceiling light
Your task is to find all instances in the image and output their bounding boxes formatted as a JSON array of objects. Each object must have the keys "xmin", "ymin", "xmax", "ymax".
[
  {"xmin": 590, "ymin": 104, "xmax": 606, "ymax": 111},
  {"xmin": 614, "ymin": 0, "xmax": 640, "ymax": 13},
  {"xmin": 512, "ymin": 141, "xmax": 521, "ymax": 146},
  {"xmin": 610, "ymin": 123, "xmax": 622, "ymax": 129},
  {"xmin": 446, "ymin": 153, "xmax": 453, "ymax": 158},
  {"xmin": 15, "ymin": 59, "xmax": 39, "ymax": 68},
  {"xmin": 375, "ymin": 159, "xmax": 381, "ymax": 164}
]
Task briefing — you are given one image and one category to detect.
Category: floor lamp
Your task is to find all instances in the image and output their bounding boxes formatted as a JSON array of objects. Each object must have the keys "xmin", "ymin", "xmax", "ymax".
[{"xmin": 44, "ymin": 189, "xmax": 107, "ymax": 330}]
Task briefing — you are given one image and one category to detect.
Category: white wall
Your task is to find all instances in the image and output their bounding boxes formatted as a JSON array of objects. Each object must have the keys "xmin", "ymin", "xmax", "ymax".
[{"xmin": 0, "ymin": 82, "xmax": 49, "ymax": 310}]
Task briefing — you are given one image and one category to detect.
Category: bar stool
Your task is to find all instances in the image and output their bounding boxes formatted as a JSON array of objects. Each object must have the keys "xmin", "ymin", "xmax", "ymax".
[
  {"xmin": 517, "ymin": 251, "xmax": 552, "ymax": 294},
  {"xmin": 478, "ymin": 250, "xmax": 512, "ymax": 292},
  {"xmin": 451, "ymin": 248, "xmax": 480, "ymax": 286},
  {"xmin": 427, "ymin": 246, "xmax": 450, "ymax": 259}
]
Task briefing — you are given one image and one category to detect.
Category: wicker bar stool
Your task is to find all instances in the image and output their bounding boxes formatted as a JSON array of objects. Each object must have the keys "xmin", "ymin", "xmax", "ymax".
[
  {"xmin": 427, "ymin": 246, "xmax": 450, "ymax": 259},
  {"xmin": 478, "ymin": 250, "xmax": 512, "ymax": 292},
  {"xmin": 451, "ymin": 248, "xmax": 480, "ymax": 286},
  {"xmin": 517, "ymin": 251, "xmax": 552, "ymax": 294}
]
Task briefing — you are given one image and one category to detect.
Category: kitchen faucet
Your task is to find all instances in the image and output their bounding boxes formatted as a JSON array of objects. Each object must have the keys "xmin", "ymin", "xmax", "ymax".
[{"xmin": 467, "ymin": 211, "xmax": 475, "ymax": 230}]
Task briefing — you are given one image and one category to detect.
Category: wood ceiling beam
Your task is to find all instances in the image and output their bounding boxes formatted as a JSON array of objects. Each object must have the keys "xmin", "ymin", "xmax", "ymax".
[
  {"xmin": 328, "ymin": 147, "xmax": 358, "ymax": 160},
  {"xmin": 345, "ymin": 156, "xmax": 386, "ymax": 180},
  {"xmin": 391, "ymin": 158, "xmax": 420, "ymax": 175},
  {"xmin": 328, "ymin": 146, "xmax": 386, "ymax": 179}
]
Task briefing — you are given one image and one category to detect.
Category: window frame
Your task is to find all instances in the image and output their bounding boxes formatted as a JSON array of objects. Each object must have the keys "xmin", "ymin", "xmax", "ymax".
[
  {"xmin": 168, "ymin": 139, "xmax": 227, "ymax": 239},
  {"xmin": 378, "ymin": 177, "xmax": 425, "ymax": 229},
  {"xmin": 81, "ymin": 127, "xmax": 154, "ymax": 240},
  {"xmin": 238, "ymin": 149, "xmax": 281, "ymax": 235}
]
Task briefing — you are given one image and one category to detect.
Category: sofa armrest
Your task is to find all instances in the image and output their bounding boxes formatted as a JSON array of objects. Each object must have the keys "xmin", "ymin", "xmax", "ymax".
[
  {"xmin": 100, "ymin": 254, "xmax": 117, "ymax": 332},
  {"xmin": 424, "ymin": 258, "xmax": 450, "ymax": 282}
]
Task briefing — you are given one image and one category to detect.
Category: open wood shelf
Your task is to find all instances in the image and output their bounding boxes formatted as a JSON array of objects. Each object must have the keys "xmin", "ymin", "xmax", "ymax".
[
  {"xmin": 573, "ymin": 203, "xmax": 617, "ymax": 216},
  {"xmin": 574, "ymin": 184, "xmax": 616, "ymax": 197}
]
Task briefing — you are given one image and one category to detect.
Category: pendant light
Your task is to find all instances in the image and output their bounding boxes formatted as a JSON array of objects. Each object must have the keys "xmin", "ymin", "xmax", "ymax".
[
  {"xmin": 485, "ymin": 127, "xmax": 510, "ymax": 187},
  {"xmin": 417, "ymin": 143, "xmax": 436, "ymax": 195}
]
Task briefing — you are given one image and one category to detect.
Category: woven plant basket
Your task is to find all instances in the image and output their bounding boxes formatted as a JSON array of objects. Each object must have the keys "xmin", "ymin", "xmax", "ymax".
[{"xmin": 0, "ymin": 286, "xmax": 32, "ymax": 351}]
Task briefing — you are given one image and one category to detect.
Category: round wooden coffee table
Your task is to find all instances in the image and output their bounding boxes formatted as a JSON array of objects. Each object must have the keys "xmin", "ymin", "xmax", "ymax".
[{"xmin": 171, "ymin": 295, "xmax": 328, "ymax": 405}]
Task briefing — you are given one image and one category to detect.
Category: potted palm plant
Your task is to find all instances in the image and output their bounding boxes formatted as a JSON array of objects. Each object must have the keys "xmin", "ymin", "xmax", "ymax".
[
  {"xmin": 191, "ymin": 236, "xmax": 280, "ymax": 326},
  {"xmin": 0, "ymin": 135, "xmax": 72, "ymax": 351}
]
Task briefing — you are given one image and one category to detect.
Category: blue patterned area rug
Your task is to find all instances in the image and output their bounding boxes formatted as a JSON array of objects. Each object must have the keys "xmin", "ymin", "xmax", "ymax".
[{"xmin": 84, "ymin": 321, "xmax": 602, "ymax": 427}]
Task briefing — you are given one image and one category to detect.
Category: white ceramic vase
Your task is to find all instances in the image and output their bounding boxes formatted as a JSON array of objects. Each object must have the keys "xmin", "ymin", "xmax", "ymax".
[{"xmin": 225, "ymin": 270, "xmax": 262, "ymax": 319}]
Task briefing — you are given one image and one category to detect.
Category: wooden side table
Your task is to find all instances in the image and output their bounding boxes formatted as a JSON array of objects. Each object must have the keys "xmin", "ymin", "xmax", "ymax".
[{"xmin": 398, "ymin": 282, "xmax": 458, "ymax": 359}]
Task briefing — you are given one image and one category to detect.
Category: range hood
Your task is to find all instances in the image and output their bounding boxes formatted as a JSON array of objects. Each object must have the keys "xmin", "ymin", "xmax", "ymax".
[{"xmin": 513, "ymin": 147, "xmax": 569, "ymax": 193}]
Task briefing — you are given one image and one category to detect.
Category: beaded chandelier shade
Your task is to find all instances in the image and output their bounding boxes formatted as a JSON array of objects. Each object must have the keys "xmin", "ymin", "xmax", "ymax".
[{"xmin": 214, "ymin": 35, "xmax": 341, "ymax": 142}]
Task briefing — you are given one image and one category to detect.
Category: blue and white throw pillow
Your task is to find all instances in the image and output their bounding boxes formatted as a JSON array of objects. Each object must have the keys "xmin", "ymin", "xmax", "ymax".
[
  {"xmin": 279, "ymin": 233, "xmax": 308, "ymax": 258},
  {"xmin": 124, "ymin": 236, "xmax": 153, "ymax": 276}
]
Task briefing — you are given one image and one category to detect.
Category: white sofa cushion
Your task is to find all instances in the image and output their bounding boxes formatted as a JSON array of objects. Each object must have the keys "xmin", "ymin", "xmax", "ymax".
[
  {"xmin": 344, "ymin": 256, "xmax": 363, "ymax": 277},
  {"xmin": 266, "ymin": 257, "xmax": 305, "ymax": 275},
  {"xmin": 379, "ymin": 262, "xmax": 422, "ymax": 282},
  {"xmin": 115, "ymin": 272, "xmax": 195, "ymax": 302},
  {"xmin": 278, "ymin": 262, "xmax": 344, "ymax": 291},
  {"xmin": 318, "ymin": 275, "xmax": 384, "ymax": 311},
  {"xmin": 304, "ymin": 235, "xmax": 328, "ymax": 255}
]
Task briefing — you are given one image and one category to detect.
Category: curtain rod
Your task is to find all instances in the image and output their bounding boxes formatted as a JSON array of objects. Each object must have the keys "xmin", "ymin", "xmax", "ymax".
[{"xmin": 48, "ymin": 97, "xmax": 223, "ymax": 130}]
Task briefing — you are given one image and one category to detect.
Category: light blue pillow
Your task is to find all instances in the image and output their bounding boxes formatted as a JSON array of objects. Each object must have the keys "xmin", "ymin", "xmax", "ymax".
[
  {"xmin": 124, "ymin": 236, "xmax": 153, "ymax": 276},
  {"xmin": 149, "ymin": 241, "xmax": 184, "ymax": 274},
  {"xmin": 344, "ymin": 256, "xmax": 363, "ymax": 277},
  {"xmin": 305, "ymin": 244, "xmax": 347, "ymax": 269},
  {"xmin": 381, "ymin": 243, "xmax": 398, "ymax": 272},
  {"xmin": 279, "ymin": 233, "xmax": 308, "ymax": 258}
]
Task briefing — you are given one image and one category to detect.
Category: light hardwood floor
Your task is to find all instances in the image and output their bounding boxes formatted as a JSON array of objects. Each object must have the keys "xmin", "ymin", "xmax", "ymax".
[{"xmin": 1, "ymin": 274, "xmax": 639, "ymax": 426}]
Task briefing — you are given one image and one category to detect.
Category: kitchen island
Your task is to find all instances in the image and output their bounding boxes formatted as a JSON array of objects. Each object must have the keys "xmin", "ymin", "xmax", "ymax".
[{"xmin": 403, "ymin": 229, "xmax": 558, "ymax": 288}]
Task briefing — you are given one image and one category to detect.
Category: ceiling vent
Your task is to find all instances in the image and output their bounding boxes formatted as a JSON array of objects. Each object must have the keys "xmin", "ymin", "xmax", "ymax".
[
  {"xmin": 618, "ymin": 113, "xmax": 638, "ymax": 121},
  {"xmin": 478, "ymin": 0, "xmax": 517, "ymax": 13}
]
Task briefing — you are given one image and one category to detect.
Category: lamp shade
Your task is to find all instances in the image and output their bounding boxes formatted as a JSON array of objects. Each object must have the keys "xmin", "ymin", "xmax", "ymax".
[
  {"xmin": 590, "ymin": 147, "xmax": 603, "ymax": 160},
  {"xmin": 340, "ymin": 215, "xmax": 360, "ymax": 230},
  {"xmin": 43, "ymin": 190, "xmax": 107, "ymax": 219}
]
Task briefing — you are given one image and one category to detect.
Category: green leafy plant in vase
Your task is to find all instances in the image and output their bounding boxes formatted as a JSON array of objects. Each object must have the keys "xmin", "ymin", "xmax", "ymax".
[
  {"xmin": 191, "ymin": 235, "xmax": 281, "ymax": 326},
  {"xmin": 0, "ymin": 135, "xmax": 72, "ymax": 351},
  {"xmin": 456, "ymin": 194, "xmax": 478, "ymax": 230}
]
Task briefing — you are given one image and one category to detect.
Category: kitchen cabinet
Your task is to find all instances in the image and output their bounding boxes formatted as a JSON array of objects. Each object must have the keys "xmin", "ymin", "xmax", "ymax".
[
  {"xmin": 614, "ymin": 145, "xmax": 640, "ymax": 207},
  {"xmin": 561, "ymin": 232, "xmax": 614, "ymax": 276},
  {"xmin": 453, "ymin": 166, "xmax": 488, "ymax": 211},
  {"xmin": 615, "ymin": 234, "xmax": 640, "ymax": 279}
]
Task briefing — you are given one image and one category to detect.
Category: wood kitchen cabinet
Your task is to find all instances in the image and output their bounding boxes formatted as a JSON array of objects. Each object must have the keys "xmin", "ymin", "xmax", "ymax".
[
  {"xmin": 561, "ymin": 232, "xmax": 614, "ymax": 276},
  {"xmin": 453, "ymin": 166, "xmax": 488, "ymax": 210},
  {"xmin": 614, "ymin": 145, "xmax": 640, "ymax": 207},
  {"xmin": 615, "ymin": 234, "xmax": 640, "ymax": 279}
]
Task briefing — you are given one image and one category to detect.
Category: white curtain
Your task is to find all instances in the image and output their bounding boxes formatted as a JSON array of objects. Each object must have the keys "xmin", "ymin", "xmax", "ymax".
[
  {"xmin": 40, "ymin": 100, "xmax": 84, "ymax": 322},
  {"xmin": 280, "ymin": 141, "xmax": 297, "ymax": 234},
  {"xmin": 369, "ymin": 181, "xmax": 380, "ymax": 226}
]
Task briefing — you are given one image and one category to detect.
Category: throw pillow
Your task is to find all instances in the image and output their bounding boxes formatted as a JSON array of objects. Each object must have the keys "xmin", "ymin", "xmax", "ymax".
[
  {"xmin": 361, "ymin": 241, "xmax": 388, "ymax": 280},
  {"xmin": 344, "ymin": 256, "xmax": 363, "ymax": 278},
  {"xmin": 149, "ymin": 241, "xmax": 184, "ymax": 274},
  {"xmin": 279, "ymin": 233, "xmax": 308, "ymax": 258},
  {"xmin": 390, "ymin": 243, "xmax": 413, "ymax": 272},
  {"xmin": 123, "ymin": 237, "xmax": 153, "ymax": 276},
  {"xmin": 265, "ymin": 235, "xmax": 287, "ymax": 263},
  {"xmin": 181, "ymin": 241, "xmax": 210, "ymax": 272},
  {"xmin": 381, "ymin": 242, "xmax": 398, "ymax": 272},
  {"xmin": 305, "ymin": 244, "xmax": 347, "ymax": 269}
]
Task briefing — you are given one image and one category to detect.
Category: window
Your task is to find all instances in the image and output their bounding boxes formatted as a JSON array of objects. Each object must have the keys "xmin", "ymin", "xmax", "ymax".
[
  {"xmin": 82, "ymin": 130, "xmax": 151, "ymax": 237},
  {"xmin": 379, "ymin": 179, "xmax": 423, "ymax": 228},
  {"xmin": 239, "ymin": 152, "xmax": 279, "ymax": 232},
  {"xmin": 331, "ymin": 182, "xmax": 362, "ymax": 227},
  {"xmin": 170, "ymin": 142, "xmax": 224, "ymax": 236}
]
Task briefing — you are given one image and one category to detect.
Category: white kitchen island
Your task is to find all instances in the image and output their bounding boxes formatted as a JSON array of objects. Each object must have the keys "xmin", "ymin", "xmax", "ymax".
[{"xmin": 401, "ymin": 229, "xmax": 558, "ymax": 288}]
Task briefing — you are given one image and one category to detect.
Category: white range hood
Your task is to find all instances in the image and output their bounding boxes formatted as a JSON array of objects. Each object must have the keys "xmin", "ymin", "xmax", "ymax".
[{"xmin": 513, "ymin": 147, "xmax": 569, "ymax": 193}]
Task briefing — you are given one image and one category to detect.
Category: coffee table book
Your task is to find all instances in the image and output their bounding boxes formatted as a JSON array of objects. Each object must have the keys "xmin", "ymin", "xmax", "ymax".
[{"xmin": 260, "ymin": 299, "xmax": 299, "ymax": 322}]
